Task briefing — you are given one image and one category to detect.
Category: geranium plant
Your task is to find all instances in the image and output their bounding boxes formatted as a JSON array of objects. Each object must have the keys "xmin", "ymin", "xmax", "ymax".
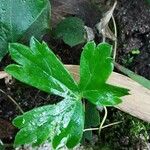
[{"xmin": 5, "ymin": 37, "xmax": 129, "ymax": 149}]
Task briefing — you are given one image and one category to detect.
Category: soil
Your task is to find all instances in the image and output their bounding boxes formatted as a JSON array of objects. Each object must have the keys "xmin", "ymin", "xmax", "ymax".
[
  {"xmin": 0, "ymin": 0, "xmax": 150, "ymax": 149},
  {"xmin": 115, "ymin": 0, "xmax": 150, "ymax": 79}
]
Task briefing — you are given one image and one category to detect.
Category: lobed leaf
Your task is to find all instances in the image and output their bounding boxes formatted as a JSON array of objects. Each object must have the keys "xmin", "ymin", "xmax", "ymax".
[
  {"xmin": 0, "ymin": 140, "xmax": 4, "ymax": 150},
  {"xmin": 83, "ymin": 84, "xmax": 129, "ymax": 106},
  {"xmin": 79, "ymin": 42, "xmax": 113, "ymax": 90},
  {"xmin": 5, "ymin": 37, "xmax": 78, "ymax": 98},
  {"xmin": 13, "ymin": 98, "xmax": 84, "ymax": 149},
  {"xmin": 79, "ymin": 42, "xmax": 129, "ymax": 106},
  {"xmin": 5, "ymin": 38, "xmax": 129, "ymax": 148}
]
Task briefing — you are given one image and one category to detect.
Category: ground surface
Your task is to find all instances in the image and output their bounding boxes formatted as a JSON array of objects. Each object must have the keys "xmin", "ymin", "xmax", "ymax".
[{"xmin": 0, "ymin": 0, "xmax": 150, "ymax": 149}]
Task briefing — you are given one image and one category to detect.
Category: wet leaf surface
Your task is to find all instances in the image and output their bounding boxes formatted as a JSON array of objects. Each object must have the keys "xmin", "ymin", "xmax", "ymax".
[
  {"xmin": 5, "ymin": 38, "xmax": 129, "ymax": 148},
  {"xmin": 13, "ymin": 98, "xmax": 84, "ymax": 149},
  {"xmin": 5, "ymin": 37, "xmax": 78, "ymax": 98}
]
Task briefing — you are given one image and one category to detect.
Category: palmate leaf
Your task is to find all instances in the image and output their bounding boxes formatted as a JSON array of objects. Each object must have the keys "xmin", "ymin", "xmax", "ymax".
[
  {"xmin": 5, "ymin": 37, "xmax": 84, "ymax": 149},
  {"xmin": 13, "ymin": 98, "xmax": 84, "ymax": 149},
  {"xmin": 79, "ymin": 42, "xmax": 129, "ymax": 106},
  {"xmin": 5, "ymin": 38, "xmax": 129, "ymax": 149},
  {"xmin": 5, "ymin": 37, "xmax": 78, "ymax": 98}
]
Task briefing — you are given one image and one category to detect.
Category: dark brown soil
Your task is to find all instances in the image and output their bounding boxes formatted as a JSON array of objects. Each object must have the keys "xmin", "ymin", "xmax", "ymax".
[
  {"xmin": 115, "ymin": 0, "xmax": 150, "ymax": 79},
  {"xmin": 0, "ymin": 0, "xmax": 150, "ymax": 149}
]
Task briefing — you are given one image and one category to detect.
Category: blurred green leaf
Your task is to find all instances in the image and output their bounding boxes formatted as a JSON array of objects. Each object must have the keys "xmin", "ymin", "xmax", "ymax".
[
  {"xmin": 84, "ymin": 102, "xmax": 100, "ymax": 141},
  {"xmin": 54, "ymin": 17, "xmax": 85, "ymax": 46},
  {"xmin": 115, "ymin": 63, "xmax": 150, "ymax": 90},
  {"xmin": 146, "ymin": 0, "xmax": 150, "ymax": 5},
  {"xmin": 0, "ymin": 0, "xmax": 50, "ymax": 60},
  {"xmin": 85, "ymin": 102, "xmax": 100, "ymax": 127},
  {"xmin": 0, "ymin": 140, "xmax": 5, "ymax": 150}
]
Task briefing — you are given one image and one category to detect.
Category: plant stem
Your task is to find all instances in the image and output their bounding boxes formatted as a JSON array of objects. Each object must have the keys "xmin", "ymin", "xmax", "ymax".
[
  {"xmin": 98, "ymin": 106, "xmax": 107, "ymax": 135},
  {"xmin": 112, "ymin": 15, "xmax": 117, "ymax": 61},
  {"xmin": 83, "ymin": 121, "xmax": 122, "ymax": 132},
  {"xmin": 0, "ymin": 89, "xmax": 24, "ymax": 114},
  {"xmin": 4, "ymin": 143, "xmax": 13, "ymax": 148},
  {"xmin": 102, "ymin": 121, "xmax": 122, "ymax": 129}
]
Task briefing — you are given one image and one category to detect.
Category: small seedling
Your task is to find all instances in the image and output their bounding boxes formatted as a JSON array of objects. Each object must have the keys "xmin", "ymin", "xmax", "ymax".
[{"xmin": 5, "ymin": 37, "xmax": 129, "ymax": 149}]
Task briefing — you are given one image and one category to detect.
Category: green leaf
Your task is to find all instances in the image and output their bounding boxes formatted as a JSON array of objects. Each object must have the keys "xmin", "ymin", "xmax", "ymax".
[
  {"xmin": 13, "ymin": 98, "xmax": 84, "ymax": 149},
  {"xmin": 0, "ymin": 0, "xmax": 50, "ymax": 60},
  {"xmin": 54, "ymin": 17, "xmax": 85, "ymax": 47},
  {"xmin": 5, "ymin": 39, "xmax": 129, "ymax": 148},
  {"xmin": 0, "ymin": 140, "xmax": 5, "ymax": 150},
  {"xmin": 83, "ymin": 84, "xmax": 129, "ymax": 106},
  {"xmin": 79, "ymin": 42, "xmax": 113, "ymax": 90},
  {"xmin": 85, "ymin": 102, "xmax": 100, "ymax": 127},
  {"xmin": 115, "ymin": 63, "xmax": 150, "ymax": 90},
  {"xmin": 84, "ymin": 102, "xmax": 100, "ymax": 141},
  {"xmin": 79, "ymin": 42, "xmax": 129, "ymax": 106},
  {"xmin": 146, "ymin": 0, "xmax": 150, "ymax": 5},
  {"xmin": 5, "ymin": 37, "xmax": 78, "ymax": 98}
]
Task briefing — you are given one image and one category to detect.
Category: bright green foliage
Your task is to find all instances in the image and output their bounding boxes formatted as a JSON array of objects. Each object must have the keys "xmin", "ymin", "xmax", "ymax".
[
  {"xmin": 5, "ymin": 37, "xmax": 78, "ymax": 98},
  {"xmin": 54, "ymin": 17, "xmax": 85, "ymax": 47},
  {"xmin": 79, "ymin": 42, "xmax": 113, "ymax": 90},
  {"xmin": 5, "ymin": 38, "xmax": 129, "ymax": 149},
  {"xmin": 0, "ymin": 0, "xmax": 50, "ymax": 60},
  {"xmin": 79, "ymin": 42, "xmax": 129, "ymax": 106},
  {"xmin": 13, "ymin": 98, "xmax": 84, "ymax": 149}
]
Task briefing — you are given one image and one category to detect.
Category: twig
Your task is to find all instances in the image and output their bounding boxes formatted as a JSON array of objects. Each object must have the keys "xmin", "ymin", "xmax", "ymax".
[{"xmin": 0, "ymin": 89, "xmax": 24, "ymax": 114}]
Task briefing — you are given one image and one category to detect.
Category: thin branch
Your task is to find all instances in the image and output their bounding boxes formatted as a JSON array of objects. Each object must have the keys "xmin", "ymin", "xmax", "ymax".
[
  {"xmin": 84, "ymin": 128, "xmax": 98, "ymax": 132},
  {"xmin": 83, "ymin": 121, "xmax": 122, "ymax": 132},
  {"xmin": 0, "ymin": 89, "xmax": 24, "ymax": 114},
  {"xmin": 98, "ymin": 106, "xmax": 107, "ymax": 135},
  {"xmin": 102, "ymin": 121, "xmax": 122, "ymax": 129}
]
